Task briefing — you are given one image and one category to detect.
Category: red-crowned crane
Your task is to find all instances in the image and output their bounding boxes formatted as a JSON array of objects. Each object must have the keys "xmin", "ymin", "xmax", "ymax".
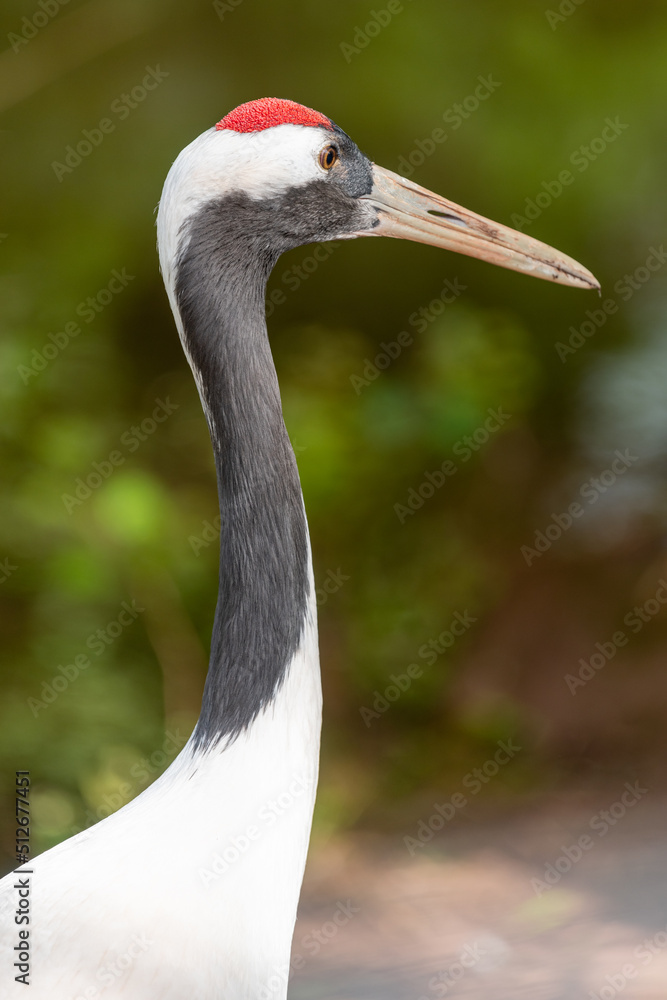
[{"xmin": 0, "ymin": 98, "xmax": 598, "ymax": 999}]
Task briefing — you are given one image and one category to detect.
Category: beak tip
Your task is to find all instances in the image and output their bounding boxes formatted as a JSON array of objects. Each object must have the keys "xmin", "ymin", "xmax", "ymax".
[
  {"xmin": 365, "ymin": 164, "xmax": 600, "ymax": 294},
  {"xmin": 573, "ymin": 269, "xmax": 601, "ymax": 292}
]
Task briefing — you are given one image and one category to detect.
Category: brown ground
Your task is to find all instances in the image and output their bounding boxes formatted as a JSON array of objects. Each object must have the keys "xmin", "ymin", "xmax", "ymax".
[{"xmin": 291, "ymin": 789, "xmax": 667, "ymax": 999}]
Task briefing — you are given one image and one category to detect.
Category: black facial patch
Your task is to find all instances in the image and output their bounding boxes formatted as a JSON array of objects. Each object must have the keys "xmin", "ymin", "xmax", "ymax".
[{"xmin": 327, "ymin": 121, "xmax": 375, "ymax": 199}]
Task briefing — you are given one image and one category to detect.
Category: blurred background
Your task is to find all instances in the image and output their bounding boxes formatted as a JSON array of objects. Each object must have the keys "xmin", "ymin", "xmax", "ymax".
[{"xmin": 1, "ymin": 0, "xmax": 667, "ymax": 995}]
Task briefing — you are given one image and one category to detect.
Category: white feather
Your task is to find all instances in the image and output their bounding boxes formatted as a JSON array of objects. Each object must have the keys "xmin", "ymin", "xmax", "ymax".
[{"xmin": 0, "ymin": 555, "xmax": 322, "ymax": 998}]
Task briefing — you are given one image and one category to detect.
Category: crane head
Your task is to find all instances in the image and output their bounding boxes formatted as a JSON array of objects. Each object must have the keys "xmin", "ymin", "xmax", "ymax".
[{"xmin": 160, "ymin": 97, "xmax": 599, "ymax": 291}]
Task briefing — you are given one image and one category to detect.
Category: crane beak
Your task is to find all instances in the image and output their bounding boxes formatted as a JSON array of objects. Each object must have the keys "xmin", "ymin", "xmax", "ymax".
[{"xmin": 354, "ymin": 164, "xmax": 599, "ymax": 291}]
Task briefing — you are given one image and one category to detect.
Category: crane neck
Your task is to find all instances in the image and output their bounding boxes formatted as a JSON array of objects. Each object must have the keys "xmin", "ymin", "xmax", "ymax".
[{"xmin": 171, "ymin": 197, "xmax": 312, "ymax": 750}]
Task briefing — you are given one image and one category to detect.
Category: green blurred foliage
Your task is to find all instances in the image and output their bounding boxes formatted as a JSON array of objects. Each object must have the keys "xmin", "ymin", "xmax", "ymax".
[{"xmin": 1, "ymin": 0, "xmax": 667, "ymax": 869}]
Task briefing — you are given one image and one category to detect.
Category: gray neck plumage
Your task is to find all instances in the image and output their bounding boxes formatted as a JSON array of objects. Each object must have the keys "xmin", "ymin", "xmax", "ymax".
[{"xmin": 173, "ymin": 197, "xmax": 310, "ymax": 749}]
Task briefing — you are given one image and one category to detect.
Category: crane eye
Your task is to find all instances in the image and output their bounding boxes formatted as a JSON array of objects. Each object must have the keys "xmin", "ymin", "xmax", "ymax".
[{"xmin": 319, "ymin": 145, "xmax": 338, "ymax": 170}]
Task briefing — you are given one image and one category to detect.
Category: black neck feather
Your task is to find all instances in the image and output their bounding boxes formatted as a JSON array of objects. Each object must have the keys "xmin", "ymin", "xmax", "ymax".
[{"xmin": 174, "ymin": 196, "xmax": 310, "ymax": 747}]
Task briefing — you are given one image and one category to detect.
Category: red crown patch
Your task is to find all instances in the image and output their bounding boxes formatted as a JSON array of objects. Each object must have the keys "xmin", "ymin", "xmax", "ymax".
[{"xmin": 216, "ymin": 98, "xmax": 332, "ymax": 133}]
